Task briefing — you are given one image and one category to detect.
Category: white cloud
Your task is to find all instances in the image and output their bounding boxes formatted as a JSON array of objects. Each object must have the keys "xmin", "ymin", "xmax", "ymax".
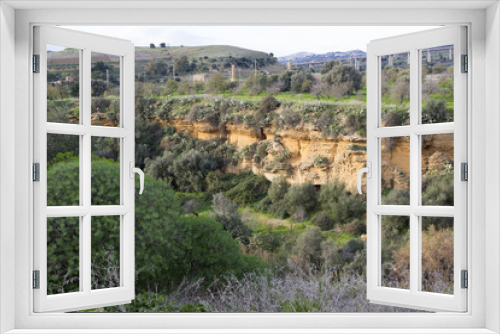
[{"xmin": 62, "ymin": 25, "xmax": 438, "ymax": 57}]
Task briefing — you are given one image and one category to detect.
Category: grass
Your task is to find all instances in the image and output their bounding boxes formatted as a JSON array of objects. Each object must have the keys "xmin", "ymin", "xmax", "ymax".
[{"xmin": 134, "ymin": 45, "xmax": 271, "ymax": 60}]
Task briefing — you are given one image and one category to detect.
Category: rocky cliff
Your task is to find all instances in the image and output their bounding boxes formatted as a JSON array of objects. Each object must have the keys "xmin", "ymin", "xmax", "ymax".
[{"xmin": 162, "ymin": 118, "xmax": 454, "ymax": 192}]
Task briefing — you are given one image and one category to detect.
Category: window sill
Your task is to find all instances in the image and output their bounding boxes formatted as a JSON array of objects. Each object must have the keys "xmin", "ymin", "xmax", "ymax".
[{"xmin": 4, "ymin": 329, "xmax": 497, "ymax": 334}]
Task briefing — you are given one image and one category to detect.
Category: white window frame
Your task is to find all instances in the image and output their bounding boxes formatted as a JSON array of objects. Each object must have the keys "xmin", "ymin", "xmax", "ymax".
[
  {"xmin": 366, "ymin": 26, "xmax": 467, "ymax": 312},
  {"xmin": 1, "ymin": 1, "xmax": 499, "ymax": 333},
  {"xmin": 33, "ymin": 25, "xmax": 136, "ymax": 313}
]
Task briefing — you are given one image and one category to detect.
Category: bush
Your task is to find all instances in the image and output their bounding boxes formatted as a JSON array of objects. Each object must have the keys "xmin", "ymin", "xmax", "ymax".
[
  {"xmin": 319, "ymin": 180, "xmax": 365, "ymax": 225},
  {"xmin": 225, "ymin": 173, "xmax": 270, "ymax": 205},
  {"xmin": 292, "ymin": 226, "xmax": 323, "ymax": 268},
  {"xmin": 311, "ymin": 211, "xmax": 334, "ymax": 231},
  {"xmin": 422, "ymin": 98, "xmax": 450, "ymax": 124},
  {"xmin": 135, "ymin": 118, "xmax": 165, "ymax": 169},
  {"xmin": 205, "ymin": 73, "xmax": 227, "ymax": 94},
  {"xmin": 343, "ymin": 219, "xmax": 366, "ymax": 236},
  {"xmin": 321, "ymin": 64, "xmax": 362, "ymax": 96},
  {"xmin": 47, "ymin": 157, "xmax": 264, "ymax": 295},
  {"xmin": 282, "ymin": 108, "xmax": 302, "ymax": 127},
  {"xmin": 391, "ymin": 226, "xmax": 453, "ymax": 293},
  {"xmin": 284, "ymin": 182, "xmax": 318, "ymax": 216},
  {"xmin": 291, "ymin": 206, "xmax": 308, "ymax": 222},
  {"xmin": 268, "ymin": 176, "xmax": 290, "ymax": 202}
]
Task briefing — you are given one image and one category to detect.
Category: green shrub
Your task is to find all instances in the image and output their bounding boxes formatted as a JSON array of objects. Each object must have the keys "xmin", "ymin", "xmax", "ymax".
[
  {"xmin": 311, "ymin": 211, "xmax": 334, "ymax": 231},
  {"xmin": 319, "ymin": 180, "xmax": 365, "ymax": 225},
  {"xmin": 47, "ymin": 158, "xmax": 264, "ymax": 295},
  {"xmin": 343, "ymin": 219, "xmax": 366, "ymax": 236},
  {"xmin": 268, "ymin": 176, "xmax": 289, "ymax": 202},
  {"xmin": 292, "ymin": 226, "xmax": 323, "ymax": 268},
  {"xmin": 284, "ymin": 182, "xmax": 318, "ymax": 216},
  {"xmin": 225, "ymin": 173, "xmax": 270, "ymax": 205}
]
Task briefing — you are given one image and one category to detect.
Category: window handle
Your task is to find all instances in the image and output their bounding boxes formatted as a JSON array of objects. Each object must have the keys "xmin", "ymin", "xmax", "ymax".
[
  {"xmin": 129, "ymin": 162, "xmax": 144, "ymax": 195},
  {"xmin": 357, "ymin": 162, "xmax": 371, "ymax": 195}
]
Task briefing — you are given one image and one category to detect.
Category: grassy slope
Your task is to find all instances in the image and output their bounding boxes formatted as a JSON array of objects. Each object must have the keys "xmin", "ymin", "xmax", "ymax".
[{"xmin": 135, "ymin": 45, "xmax": 271, "ymax": 60}]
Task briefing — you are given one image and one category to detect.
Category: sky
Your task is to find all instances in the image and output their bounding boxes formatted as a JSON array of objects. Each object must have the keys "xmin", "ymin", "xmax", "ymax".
[{"xmin": 62, "ymin": 26, "xmax": 438, "ymax": 57}]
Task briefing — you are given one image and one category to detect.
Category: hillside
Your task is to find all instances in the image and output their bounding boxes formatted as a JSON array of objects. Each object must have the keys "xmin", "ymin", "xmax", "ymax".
[
  {"xmin": 278, "ymin": 49, "xmax": 366, "ymax": 64},
  {"xmin": 135, "ymin": 45, "xmax": 272, "ymax": 60}
]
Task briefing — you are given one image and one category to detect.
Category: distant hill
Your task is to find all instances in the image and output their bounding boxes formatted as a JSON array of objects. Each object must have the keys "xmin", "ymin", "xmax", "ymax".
[
  {"xmin": 278, "ymin": 50, "xmax": 366, "ymax": 64},
  {"xmin": 135, "ymin": 45, "xmax": 272, "ymax": 61},
  {"xmin": 47, "ymin": 45, "xmax": 274, "ymax": 64}
]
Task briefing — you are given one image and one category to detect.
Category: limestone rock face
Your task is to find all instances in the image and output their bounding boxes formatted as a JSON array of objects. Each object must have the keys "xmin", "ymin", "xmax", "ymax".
[{"xmin": 166, "ymin": 120, "xmax": 454, "ymax": 192}]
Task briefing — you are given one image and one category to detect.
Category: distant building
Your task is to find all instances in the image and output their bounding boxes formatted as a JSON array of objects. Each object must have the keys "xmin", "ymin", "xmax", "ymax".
[
  {"xmin": 192, "ymin": 73, "xmax": 208, "ymax": 82},
  {"xmin": 66, "ymin": 76, "xmax": 74, "ymax": 82}
]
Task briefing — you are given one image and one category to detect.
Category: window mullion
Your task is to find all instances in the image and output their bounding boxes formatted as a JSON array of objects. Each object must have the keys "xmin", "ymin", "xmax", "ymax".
[
  {"xmin": 82, "ymin": 48, "xmax": 92, "ymax": 294},
  {"xmin": 409, "ymin": 47, "xmax": 420, "ymax": 294}
]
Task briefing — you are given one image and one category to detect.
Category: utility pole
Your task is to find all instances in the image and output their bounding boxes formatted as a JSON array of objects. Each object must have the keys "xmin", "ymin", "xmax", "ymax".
[{"xmin": 254, "ymin": 59, "xmax": 257, "ymax": 91}]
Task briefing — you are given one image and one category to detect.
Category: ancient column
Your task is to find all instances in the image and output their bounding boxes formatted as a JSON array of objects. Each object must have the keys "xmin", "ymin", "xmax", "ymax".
[
  {"xmin": 231, "ymin": 64, "xmax": 236, "ymax": 82},
  {"xmin": 287, "ymin": 61, "xmax": 292, "ymax": 70}
]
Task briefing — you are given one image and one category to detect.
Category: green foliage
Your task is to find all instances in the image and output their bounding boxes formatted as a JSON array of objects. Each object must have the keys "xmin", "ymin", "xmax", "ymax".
[
  {"xmin": 268, "ymin": 176, "xmax": 290, "ymax": 202},
  {"xmin": 211, "ymin": 193, "xmax": 252, "ymax": 244},
  {"xmin": 292, "ymin": 226, "xmax": 323, "ymax": 267},
  {"xmin": 422, "ymin": 98, "xmax": 451, "ymax": 123},
  {"xmin": 225, "ymin": 173, "xmax": 270, "ymax": 205},
  {"xmin": 290, "ymin": 71, "xmax": 313, "ymax": 94},
  {"xmin": 311, "ymin": 211, "xmax": 334, "ymax": 231},
  {"xmin": 282, "ymin": 107, "xmax": 302, "ymax": 127},
  {"xmin": 284, "ymin": 182, "xmax": 318, "ymax": 216},
  {"xmin": 174, "ymin": 55, "xmax": 190, "ymax": 74},
  {"xmin": 135, "ymin": 118, "xmax": 165, "ymax": 169},
  {"xmin": 321, "ymin": 64, "xmax": 362, "ymax": 97},
  {"xmin": 47, "ymin": 158, "xmax": 264, "ymax": 295},
  {"xmin": 205, "ymin": 73, "xmax": 227, "ymax": 94},
  {"xmin": 319, "ymin": 180, "xmax": 365, "ymax": 225},
  {"xmin": 343, "ymin": 219, "xmax": 366, "ymax": 236},
  {"xmin": 346, "ymin": 144, "xmax": 366, "ymax": 151},
  {"xmin": 382, "ymin": 189, "xmax": 410, "ymax": 231},
  {"xmin": 320, "ymin": 60, "xmax": 341, "ymax": 74}
]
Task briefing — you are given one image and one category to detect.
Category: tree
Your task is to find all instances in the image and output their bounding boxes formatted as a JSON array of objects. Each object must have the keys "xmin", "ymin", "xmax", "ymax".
[
  {"xmin": 150, "ymin": 43, "xmax": 155, "ymax": 48},
  {"xmin": 321, "ymin": 64, "xmax": 362, "ymax": 97},
  {"xmin": 422, "ymin": 98, "xmax": 450, "ymax": 123},
  {"xmin": 292, "ymin": 226, "xmax": 323, "ymax": 268},
  {"xmin": 160, "ymin": 42, "xmax": 166, "ymax": 48},
  {"xmin": 211, "ymin": 193, "xmax": 252, "ymax": 244},
  {"xmin": 390, "ymin": 73, "xmax": 410, "ymax": 104},
  {"xmin": 284, "ymin": 182, "xmax": 318, "ymax": 217},
  {"xmin": 319, "ymin": 180, "xmax": 365, "ymax": 225},
  {"xmin": 320, "ymin": 60, "xmax": 341, "ymax": 74},
  {"xmin": 268, "ymin": 176, "xmax": 289, "ymax": 202},
  {"xmin": 174, "ymin": 55, "xmax": 190, "ymax": 75},
  {"xmin": 311, "ymin": 211, "xmax": 334, "ymax": 231},
  {"xmin": 205, "ymin": 73, "xmax": 227, "ymax": 94},
  {"xmin": 290, "ymin": 71, "xmax": 313, "ymax": 94},
  {"xmin": 135, "ymin": 118, "xmax": 165, "ymax": 169}
]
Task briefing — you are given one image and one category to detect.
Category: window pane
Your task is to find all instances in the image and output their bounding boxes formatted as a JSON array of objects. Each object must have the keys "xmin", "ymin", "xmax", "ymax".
[
  {"xmin": 421, "ymin": 133, "xmax": 454, "ymax": 206},
  {"xmin": 420, "ymin": 46, "xmax": 454, "ymax": 124},
  {"xmin": 91, "ymin": 52, "xmax": 120, "ymax": 127},
  {"xmin": 380, "ymin": 53, "xmax": 410, "ymax": 127},
  {"xmin": 47, "ymin": 133, "xmax": 80, "ymax": 206},
  {"xmin": 381, "ymin": 136, "xmax": 410, "ymax": 205},
  {"xmin": 381, "ymin": 215, "xmax": 410, "ymax": 289},
  {"xmin": 91, "ymin": 215, "xmax": 121, "ymax": 290},
  {"xmin": 47, "ymin": 44, "xmax": 80, "ymax": 124},
  {"xmin": 47, "ymin": 217, "xmax": 80, "ymax": 295},
  {"xmin": 91, "ymin": 137, "xmax": 121, "ymax": 205},
  {"xmin": 421, "ymin": 217, "xmax": 454, "ymax": 294}
]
